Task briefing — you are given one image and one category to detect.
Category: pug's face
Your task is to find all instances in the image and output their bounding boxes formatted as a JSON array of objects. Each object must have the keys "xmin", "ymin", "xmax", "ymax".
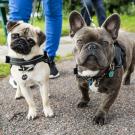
[
  {"xmin": 69, "ymin": 11, "xmax": 120, "ymax": 71},
  {"xmin": 7, "ymin": 21, "xmax": 45, "ymax": 55}
]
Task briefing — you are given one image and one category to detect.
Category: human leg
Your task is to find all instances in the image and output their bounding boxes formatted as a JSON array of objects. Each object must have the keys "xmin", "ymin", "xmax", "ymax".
[
  {"xmin": 43, "ymin": 0, "xmax": 62, "ymax": 78},
  {"xmin": 9, "ymin": 0, "xmax": 33, "ymax": 22},
  {"xmin": 92, "ymin": 0, "xmax": 106, "ymax": 26}
]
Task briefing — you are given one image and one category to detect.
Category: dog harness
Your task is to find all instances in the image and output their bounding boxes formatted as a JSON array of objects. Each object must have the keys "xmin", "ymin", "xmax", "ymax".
[
  {"xmin": 5, "ymin": 51, "xmax": 50, "ymax": 80},
  {"xmin": 74, "ymin": 42, "xmax": 125, "ymax": 87}
]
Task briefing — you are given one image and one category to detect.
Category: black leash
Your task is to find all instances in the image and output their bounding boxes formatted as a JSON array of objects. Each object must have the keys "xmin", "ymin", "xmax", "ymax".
[{"xmin": 82, "ymin": 0, "xmax": 92, "ymax": 22}]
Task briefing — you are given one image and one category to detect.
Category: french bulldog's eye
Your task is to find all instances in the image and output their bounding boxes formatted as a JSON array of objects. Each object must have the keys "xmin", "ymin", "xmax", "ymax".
[
  {"xmin": 102, "ymin": 41, "xmax": 109, "ymax": 46},
  {"xmin": 11, "ymin": 33, "xmax": 20, "ymax": 39},
  {"xmin": 27, "ymin": 38, "xmax": 35, "ymax": 46}
]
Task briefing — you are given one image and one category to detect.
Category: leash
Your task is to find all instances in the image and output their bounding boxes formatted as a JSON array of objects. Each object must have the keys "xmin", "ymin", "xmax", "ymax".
[
  {"xmin": 82, "ymin": 0, "xmax": 92, "ymax": 22},
  {"xmin": 82, "ymin": 0, "xmax": 96, "ymax": 27},
  {"xmin": 31, "ymin": 0, "xmax": 42, "ymax": 24},
  {"xmin": 31, "ymin": 0, "xmax": 37, "ymax": 24}
]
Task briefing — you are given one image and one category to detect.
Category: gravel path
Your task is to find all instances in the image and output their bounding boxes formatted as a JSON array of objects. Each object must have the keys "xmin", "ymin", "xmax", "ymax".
[{"xmin": 0, "ymin": 60, "xmax": 135, "ymax": 135}]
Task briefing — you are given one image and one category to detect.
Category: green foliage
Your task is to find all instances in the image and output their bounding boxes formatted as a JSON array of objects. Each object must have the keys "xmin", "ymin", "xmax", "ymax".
[
  {"xmin": 0, "ymin": 24, "xmax": 6, "ymax": 45},
  {"xmin": 104, "ymin": 0, "xmax": 135, "ymax": 15}
]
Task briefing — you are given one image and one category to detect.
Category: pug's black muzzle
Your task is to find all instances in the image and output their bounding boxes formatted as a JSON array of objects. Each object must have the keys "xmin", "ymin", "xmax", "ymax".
[{"xmin": 11, "ymin": 38, "xmax": 32, "ymax": 55}]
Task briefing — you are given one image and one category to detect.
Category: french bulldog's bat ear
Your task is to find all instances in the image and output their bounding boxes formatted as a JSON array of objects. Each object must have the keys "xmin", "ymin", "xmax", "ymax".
[
  {"xmin": 69, "ymin": 10, "xmax": 86, "ymax": 37},
  {"xmin": 102, "ymin": 13, "xmax": 120, "ymax": 40},
  {"xmin": 36, "ymin": 29, "xmax": 46, "ymax": 46},
  {"xmin": 6, "ymin": 21, "xmax": 21, "ymax": 32}
]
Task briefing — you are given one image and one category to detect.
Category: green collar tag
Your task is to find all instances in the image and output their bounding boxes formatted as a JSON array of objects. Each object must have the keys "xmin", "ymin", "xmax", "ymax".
[{"xmin": 108, "ymin": 70, "xmax": 114, "ymax": 78}]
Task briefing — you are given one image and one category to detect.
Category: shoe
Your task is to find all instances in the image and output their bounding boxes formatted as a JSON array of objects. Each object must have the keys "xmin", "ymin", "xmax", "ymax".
[
  {"xmin": 49, "ymin": 59, "xmax": 60, "ymax": 79},
  {"xmin": 9, "ymin": 76, "xmax": 17, "ymax": 89}
]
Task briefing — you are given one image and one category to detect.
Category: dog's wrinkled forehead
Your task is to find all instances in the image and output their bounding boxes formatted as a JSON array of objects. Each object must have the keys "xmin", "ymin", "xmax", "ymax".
[
  {"xmin": 7, "ymin": 21, "xmax": 46, "ymax": 46},
  {"xmin": 75, "ymin": 27, "xmax": 99, "ymax": 41},
  {"xmin": 11, "ymin": 23, "xmax": 36, "ymax": 37},
  {"xmin": 74, "ymin": 27, "xmax": 112, "ymax": 43}
]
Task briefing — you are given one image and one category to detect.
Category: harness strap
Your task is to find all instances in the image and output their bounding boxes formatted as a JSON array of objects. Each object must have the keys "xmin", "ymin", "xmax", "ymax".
[
  {"xmin": 5, "ymin": 51, "xmax": 49, "ymax": 66},
  {"xmin": 74, "ymin": 43, "xmax": 125, "ymax": 85}
]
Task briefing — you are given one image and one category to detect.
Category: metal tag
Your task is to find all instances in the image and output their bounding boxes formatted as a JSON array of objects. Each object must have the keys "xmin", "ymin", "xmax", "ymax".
[
  {"xmin": 22, "ymin": 74, "xmax": 28, "ymax": 80},
  {"xmin": 108, "ymin": 70, "xmax": 114, "ymax": 78},
  {"xmin": 89, "ymin": 79, "xmax": 93, "ymax": 86}
]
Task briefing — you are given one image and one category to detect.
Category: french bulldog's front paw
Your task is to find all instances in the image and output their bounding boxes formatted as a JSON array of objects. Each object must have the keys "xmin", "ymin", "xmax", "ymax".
[
  {"xmin": 27, "ymin": 108, "xmax": 37, "ymax": 120},
  {"xmin": 93, "ymin": 114, "xmax": 105, "ymax": 126},
  {"xmin": 77, "ymin": 101, "xmax": 89, "ymax": 108},
  {"xmin": 123, "ymin": 79, "xmax": 130, "ymax": 85},
  {"xmin": 44, "ymin": 106, "xmax": 54, "ymax": 117}
]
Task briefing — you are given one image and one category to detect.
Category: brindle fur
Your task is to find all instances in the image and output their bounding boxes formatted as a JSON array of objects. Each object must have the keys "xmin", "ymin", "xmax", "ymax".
[{"xmin": 69, "ymin": 11, "xmax": 135, "ymax": 125}]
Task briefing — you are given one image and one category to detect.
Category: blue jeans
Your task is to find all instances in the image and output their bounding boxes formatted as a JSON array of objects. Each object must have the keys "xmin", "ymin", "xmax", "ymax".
[
  {"xmin": 81, "ymin": 0, "xmax": 106, "ymax": 26},
  {"xmin": 9, "ymin": 0, "xmax": 62, "ymax": 58}
]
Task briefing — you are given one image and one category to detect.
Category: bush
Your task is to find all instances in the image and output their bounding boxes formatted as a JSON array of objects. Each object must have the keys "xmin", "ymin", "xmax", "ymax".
[{"xmin": 104, "ymin": 0, "xmax": 135, "ymax": 15}]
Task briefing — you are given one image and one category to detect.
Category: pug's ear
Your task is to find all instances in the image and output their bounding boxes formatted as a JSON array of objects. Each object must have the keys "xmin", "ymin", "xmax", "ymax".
[
  {"xmin": 101, "ymin": 13, "xmax": 120, "ymax": 40},
  {"xmin": 6, "ymin": 21, "xmax": 22, "ymax": 32},
  {"xmin": 69, "ymin": 10, "xmax": 86, "ymax": 37},
  {"xmin": 36, "ymin": 29, "xmax": 46, "ymax": 46}
]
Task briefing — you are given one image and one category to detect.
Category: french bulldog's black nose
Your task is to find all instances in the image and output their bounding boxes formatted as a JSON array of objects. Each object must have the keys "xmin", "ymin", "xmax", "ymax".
[{"xmin": 88, "ymin": 44, "xmax": 97, "ymax": 50}]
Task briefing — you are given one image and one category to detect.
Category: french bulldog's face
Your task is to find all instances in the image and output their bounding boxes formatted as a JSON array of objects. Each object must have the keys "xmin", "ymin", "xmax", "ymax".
[
  {"xmin": 7, "ymin": 21, "xmax": 45, "ymax": 55},
  {"xmin": 69, "ymin": 11, "xmax": 120, "ymax": 71}
]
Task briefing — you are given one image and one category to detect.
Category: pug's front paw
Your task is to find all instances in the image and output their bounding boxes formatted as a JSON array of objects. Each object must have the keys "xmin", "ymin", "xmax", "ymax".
[
  {"xmin": 44, "ymin": 106, "xmax": 54, "ymax": 117},
  {"xmin": 27, "ymin": 107, "xmax": 37, "ymax": 120}
]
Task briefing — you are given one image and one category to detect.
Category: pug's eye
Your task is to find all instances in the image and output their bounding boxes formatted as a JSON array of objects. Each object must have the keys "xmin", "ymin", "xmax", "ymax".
[
  {"xmin": 77, "ymin": 39, "xmax": 83, "ymax": 45},
  {"xmin": 11, "ymin": 33, "xmax": 20, "ymax": 39},
  {"xmin": 27, "ymin": 38, "xmax": 35, "ymax": 46}
]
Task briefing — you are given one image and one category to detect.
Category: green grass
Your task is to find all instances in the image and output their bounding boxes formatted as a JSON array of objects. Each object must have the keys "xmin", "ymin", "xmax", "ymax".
[
  {"xmin": 0, "ymin": 24, "xmax": 6, "ymax": 45},
  {"xmin": 0, "ymin": 63, "xmax": 10, "ymax": 78},
  {"xmin": 121, "ymin": 15, "xmax": 135, "ymax": 32},
  {"xmin": 0, "ymin": 14, "xmax": 135, "ymax": 78}
]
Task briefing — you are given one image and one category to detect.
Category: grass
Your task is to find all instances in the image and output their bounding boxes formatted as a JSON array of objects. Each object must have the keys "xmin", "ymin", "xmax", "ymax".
[
  {"xmin": 0, "ymin": 63, "xmax": 10, "ymax": 78},
  {"xmin": 0, "ymin": 14, "xmax": 135, "ymax": 78}
]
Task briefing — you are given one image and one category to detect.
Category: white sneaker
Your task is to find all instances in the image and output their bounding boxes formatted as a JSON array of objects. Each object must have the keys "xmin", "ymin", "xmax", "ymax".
[{"xmin": 9, "ymin": 76, "xmax": 17, "ymax": 89}]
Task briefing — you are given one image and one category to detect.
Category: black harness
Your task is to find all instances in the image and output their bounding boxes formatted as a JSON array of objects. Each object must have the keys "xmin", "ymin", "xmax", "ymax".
[
  {"xmin": 5, "ymin": 51, "xmax": 50, "ymax": 80},
  {"xmin": 74, "ymin": 42, "xmax": 125, "ymax": 86},
  {"xmin": 5, "ymin": 51, "xmax": 49, "ymax": 72},
  {"xmin": 6, "ymin": 51, "xmax": 49, "ymax": 66}
]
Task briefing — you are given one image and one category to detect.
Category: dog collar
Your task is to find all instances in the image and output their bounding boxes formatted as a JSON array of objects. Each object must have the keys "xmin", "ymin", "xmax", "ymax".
[
  {"xmin": 73, "ymin": 41, "xmax": 125, "ymax": 85},
  {"xmin": 74, "ymin": 64, "xmax": 116, "ymax": 88},
  {"xmin": 5, "ymin": 51, "xmax": 49, "ymax": 66}
]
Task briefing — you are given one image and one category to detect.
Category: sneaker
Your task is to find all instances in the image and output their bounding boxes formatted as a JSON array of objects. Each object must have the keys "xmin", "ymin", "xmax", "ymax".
[
  {"xmin": 9, "ymin": 76, "xmax": 17, "ymax": 89},
  {"xmin": 49, "ymin": 60, "xmax": 60, "ymax": 79}
]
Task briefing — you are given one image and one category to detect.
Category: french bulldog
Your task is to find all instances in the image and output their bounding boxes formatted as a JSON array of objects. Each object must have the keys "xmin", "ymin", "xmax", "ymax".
[
  {"xmin": 6, "ymin": 21, "xmax": 54, "ymax": 119},
  {"xmin": 69, "ymin": 11, "xmax": 135, "ymax": 125}
]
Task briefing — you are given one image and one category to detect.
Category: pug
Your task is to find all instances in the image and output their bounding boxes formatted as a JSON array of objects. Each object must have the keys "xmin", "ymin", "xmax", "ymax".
[
  {"xmin": 69, "ymin": 11, "xmax": 135, "ymax": 125},
  {"xmin": 6, "ymin": 21, "xmax": 54, "ymax": 119}
]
